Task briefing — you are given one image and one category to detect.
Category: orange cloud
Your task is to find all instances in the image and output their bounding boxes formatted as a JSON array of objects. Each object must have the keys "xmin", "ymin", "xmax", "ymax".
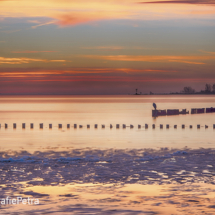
[
  {"xmin": 81, "ymin": 54, "xmax": 215, "ymax": 64},
  {"xmin": 12, "ymin": 51, "xmax": 58, "ymax": 53},
  {"xmin": 199, "ymin": 50, "xmax": 215, "ymax": 55},
  {"xmin": 0, "ymin": 0, "xmax": 215, "ymax": 27},
  {"xmin": 55, "ymin": 11, "xmax": 130, "ymax": 26},
  {"xmin": 82, "ymin": 46, "xmax": 125, "ymax": 50},
  {"xmin": 81, "ymin": 46, "xmax": 151, "ymax": 50},
  {"xmin": 0, "ymin": 67, "xmax": 176, "ymax": 78},
  {"xmin": 0, "ymin": 57, "xmax": 66, "ymax": 64}
]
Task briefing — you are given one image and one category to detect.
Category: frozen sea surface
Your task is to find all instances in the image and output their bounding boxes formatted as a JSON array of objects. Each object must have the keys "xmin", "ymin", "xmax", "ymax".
[
  {"xmin": 1, "ymin": 148, "xmax": 215, "ymax": 185},
  {"xmin": 1, "ymin": 148, "xmax": 215, "ymax": 214}
]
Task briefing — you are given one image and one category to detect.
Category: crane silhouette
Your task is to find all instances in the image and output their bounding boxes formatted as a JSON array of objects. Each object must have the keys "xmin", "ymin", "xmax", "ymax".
[{"xmin": 153, "ymin": 103, "xmax": 157, "ymax": 110}]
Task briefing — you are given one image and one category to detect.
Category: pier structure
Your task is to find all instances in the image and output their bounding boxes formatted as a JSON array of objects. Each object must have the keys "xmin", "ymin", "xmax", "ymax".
[
  {"xmin": 152, "ymin": 109, "xmax": 189, "ymax": 117},
  {"xmin": 152, "ymin": 107, "xmax": 215, "ymax": 117},
  {"xmin": 206, "ymin": 107, "xmax": 215, "ymax": 113},
  {"xmin": 0, "ymin": 123, "xmax": 214, "ymax": 129}
]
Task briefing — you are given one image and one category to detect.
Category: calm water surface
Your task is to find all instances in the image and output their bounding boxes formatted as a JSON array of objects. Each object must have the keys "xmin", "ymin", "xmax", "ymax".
[
  {"xmin": 1, "ymin": 95, "xmax": 215, "ymax": 214},
  {"xmin": 0, "ymin": 95, "xmax": 214, "ymax": 152}
]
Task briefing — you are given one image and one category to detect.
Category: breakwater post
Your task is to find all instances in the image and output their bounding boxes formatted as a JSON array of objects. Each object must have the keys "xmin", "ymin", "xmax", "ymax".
[{"xmin": 13, "ymin": 123, "xmax": 16, "ymax": 129}]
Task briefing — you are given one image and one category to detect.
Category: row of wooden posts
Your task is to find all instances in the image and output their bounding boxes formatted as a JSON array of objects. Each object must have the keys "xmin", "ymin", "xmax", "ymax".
[{"xmin": 1, "ymin": 123, "xmax": 215, "ymax": 129}]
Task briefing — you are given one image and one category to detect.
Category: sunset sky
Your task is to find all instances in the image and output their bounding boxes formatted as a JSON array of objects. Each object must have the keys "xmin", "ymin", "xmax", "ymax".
[{"xmin": 0, "ymin": 0, "xmax": 215, "ymax": 94}]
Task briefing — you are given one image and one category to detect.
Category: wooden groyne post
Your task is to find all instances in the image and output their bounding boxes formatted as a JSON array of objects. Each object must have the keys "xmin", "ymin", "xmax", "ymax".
[
  {"xmin": 30, "ymin": 123, "xmax": 34, "ymax": 129},
  {"xmin": 13, "ymin": 123, "xmax": 16, "ymax": 129}
]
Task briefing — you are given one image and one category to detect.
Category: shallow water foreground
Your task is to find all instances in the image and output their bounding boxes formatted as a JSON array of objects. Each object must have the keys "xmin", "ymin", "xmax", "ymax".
[{"xmin": 1, "ymin": 148, "xmax": 215, "ymax": 214}]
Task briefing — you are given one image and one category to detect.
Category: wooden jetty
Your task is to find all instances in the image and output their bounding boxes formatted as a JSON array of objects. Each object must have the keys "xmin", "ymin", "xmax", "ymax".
[
  {"xmin": 152, "ymin": 109, "xmax": 189, "ymax": 117},
  {"xmin": 153, "ymin": 106, "xmax": 215, "ymax": 117},
  {"xmin": 206, "ymin": 107, "xmax": 215, "ymax": 113},
  {"xmin": 191, "ymin": 108, "xmax": 205, "ymax": 114}
]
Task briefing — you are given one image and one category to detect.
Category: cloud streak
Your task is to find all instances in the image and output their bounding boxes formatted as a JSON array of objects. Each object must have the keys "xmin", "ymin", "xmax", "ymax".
[
  {"xmin": 140, "ymin": 0, "xmax": 215, "ymax": 5},
  {"xmin": 12, "ymin": 51, "xmax": 58, "ymax": 53},
  {"xmin": 0, "ymin": 67, "xmax": 176, "ymax": 77},
  {"xmin": 1, "ymin": 0, "xmax": 215, "ymax": 27},
  {"xmin": 0, "ymin": 57, "xmax": 66, "ymax": 64},
  {"xmin": 82, "ymin": 54, "xmax": 215, "ymax": 64}
]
